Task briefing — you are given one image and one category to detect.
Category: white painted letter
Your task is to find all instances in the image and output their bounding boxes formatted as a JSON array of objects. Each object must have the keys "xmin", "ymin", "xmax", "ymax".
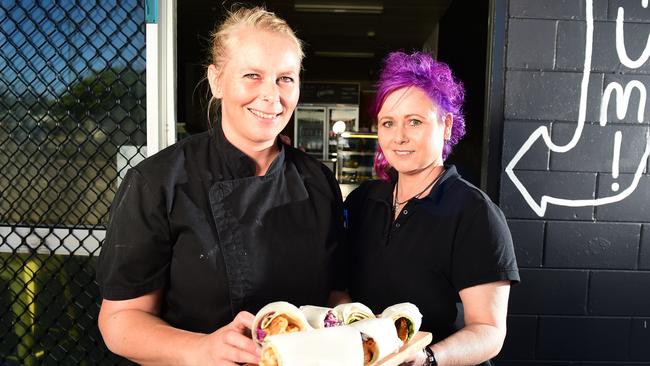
[
  {"xmin": 599, "ymin": 80, "xmax": 646, "ymax": 126},
  {"xmin": 616, "ymin": 7, "xmax": 650, "ymax": 69}
]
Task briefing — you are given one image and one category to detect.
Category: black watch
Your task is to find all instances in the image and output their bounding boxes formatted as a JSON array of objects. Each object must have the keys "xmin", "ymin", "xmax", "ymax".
[{"xmin": 424, "ymin": 346, "xmax": 437, "ymax": 366}]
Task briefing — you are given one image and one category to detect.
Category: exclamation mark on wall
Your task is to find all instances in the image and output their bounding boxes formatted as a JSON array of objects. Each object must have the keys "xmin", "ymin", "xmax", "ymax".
[{"xmin": 611, "ymin": 130, "xmax": 622, "ymax": 191}]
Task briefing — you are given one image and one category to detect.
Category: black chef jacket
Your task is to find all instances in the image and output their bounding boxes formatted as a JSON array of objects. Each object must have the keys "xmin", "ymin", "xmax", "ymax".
[
  {"xmin": 345, "ymin": 165, "xmax": 519, "ymax": 352},
  {"xmin": 97, "ymin": 125, "xmax": 345, "ymax": 333}
]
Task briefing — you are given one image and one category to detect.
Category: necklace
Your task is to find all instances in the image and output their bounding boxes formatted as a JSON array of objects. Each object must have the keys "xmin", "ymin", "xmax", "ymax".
[{"xmin": 393, "ymin": 168, "xmax": 446, "ymax": 212}]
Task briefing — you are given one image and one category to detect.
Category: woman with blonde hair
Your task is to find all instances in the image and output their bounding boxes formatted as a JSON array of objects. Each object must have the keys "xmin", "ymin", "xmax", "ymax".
[{"xmin": 97, "ymin": 6, "xmax": 345, "ymax": 365}]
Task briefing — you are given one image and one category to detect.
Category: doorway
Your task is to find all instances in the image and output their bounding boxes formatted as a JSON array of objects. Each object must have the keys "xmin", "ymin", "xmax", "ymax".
[{"xmin": 176, "ymin": 0, "xmax": 488, "ymax": 187}]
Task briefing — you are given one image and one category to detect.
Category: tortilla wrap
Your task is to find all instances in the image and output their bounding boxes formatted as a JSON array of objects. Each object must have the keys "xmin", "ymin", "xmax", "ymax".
[
  {"xmin": 348, "ymin": 318, "xmax": 403, "ymax": 365},
  {"xmin": 299, "ymin": 305, "xmax": 341, "ymax": 329},
  {"xmin": 333, "ymin": 302, "xmax": 375, "ymax": 324},
  {"xmin": 252, "ymin": 301, "xmax": 312, "ymax": 345},
  {"xmin": 258, "ymin": 325, "xmax": 364, "ymax": 366},
  {"xmin": 380, "ymin": 302, "xmax": 423, "ymax": 343}
]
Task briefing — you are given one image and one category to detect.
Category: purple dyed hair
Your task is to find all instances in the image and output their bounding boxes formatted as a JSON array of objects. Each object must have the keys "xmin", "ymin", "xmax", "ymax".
[{"xmin": 372, "ymin": 51, "xmax": 466, "ymax": 181}]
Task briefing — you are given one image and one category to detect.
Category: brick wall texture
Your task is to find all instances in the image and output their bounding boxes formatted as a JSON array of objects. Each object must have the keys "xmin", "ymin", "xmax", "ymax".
[{"xmin": 497, "ymin": 0, "xmax": 650, "ymax": 364}]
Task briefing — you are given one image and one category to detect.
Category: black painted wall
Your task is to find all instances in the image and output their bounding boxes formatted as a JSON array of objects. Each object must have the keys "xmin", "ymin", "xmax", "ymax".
[{"xmin": 493, "ymin": 0, "xmax": 650, "ymax": 365}]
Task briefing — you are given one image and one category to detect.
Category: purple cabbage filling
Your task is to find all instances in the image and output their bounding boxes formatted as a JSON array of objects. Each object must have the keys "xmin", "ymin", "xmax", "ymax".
[
  {"xmin": 323, "ymin": 310, "xmax": 339, "ymax": 327},
  {"xmin": 256, "ymin": 328, "xmax": 267, "ymax": 342},
  {"xmin": 256, "ymin": 312, "xmax": 275, "ymax": 342}
]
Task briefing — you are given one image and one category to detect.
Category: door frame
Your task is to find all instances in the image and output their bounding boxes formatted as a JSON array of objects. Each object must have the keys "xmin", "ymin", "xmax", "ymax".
[{"xmin": 146, "ymin": 0, "xmax": 178, "ymax": 155}]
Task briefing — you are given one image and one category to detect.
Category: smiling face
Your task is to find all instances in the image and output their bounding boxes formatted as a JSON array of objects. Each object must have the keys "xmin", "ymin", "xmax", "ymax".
[
  {"xmin": 208, "ymin": 27, "xmax": 301, "ymax": 151},
  {"xmin": 377, "ymin": 86, "xmax": 452, "ymax": 176}
]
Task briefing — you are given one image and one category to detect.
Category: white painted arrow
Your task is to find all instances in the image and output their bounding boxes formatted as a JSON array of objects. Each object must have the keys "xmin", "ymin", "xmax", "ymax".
[{"xmin": 504, "ymin": 0, "xmax": 650, "ymax": 217}]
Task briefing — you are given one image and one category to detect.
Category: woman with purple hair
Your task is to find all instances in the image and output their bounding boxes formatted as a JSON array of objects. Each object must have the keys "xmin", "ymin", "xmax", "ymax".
[{"xmin": 344, "ymin": 51, "xmax": 519, "ymax": 366}]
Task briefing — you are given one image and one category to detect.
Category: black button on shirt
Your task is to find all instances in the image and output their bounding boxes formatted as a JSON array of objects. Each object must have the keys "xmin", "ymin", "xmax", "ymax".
[
  {"xmin": 344, "ymin": 165, "xmax": 519, "ymax": 346},
  {"xmin": 97, "ymin": 126, "xmax": 345, "ymax": 333}
]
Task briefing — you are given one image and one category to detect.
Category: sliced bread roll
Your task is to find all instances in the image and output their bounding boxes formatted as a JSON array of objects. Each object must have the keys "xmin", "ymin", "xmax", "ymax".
[
  {"xmin": 252, "ymin": 301, "xmax": 312, "ymax": 345},
  {"xmin": 299, "ymin": 305, "xmax": 342, "ymax": 329},
  {"xmin": 334, "ymin": 302, "xmax": 375, "ymax": 325},
  {"xmin": 258, "ymin": 325, "xmax": 364, "ymax": 366},
  {"xmin": 349, "ymin": 318, "xmax": 403, "ymax": 365},
  {"xmin": 380, "ymin": 302, "xmax": 423, "ymax": 343}
]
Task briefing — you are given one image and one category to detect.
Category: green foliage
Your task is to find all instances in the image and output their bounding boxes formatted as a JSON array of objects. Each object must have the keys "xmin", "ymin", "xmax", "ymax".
[
  {"xmin": 54, "ymin": 67, "xmax": 146, "ymax": 140},
  {"xmin": 0, "ymin": 66, "xmax": 146, "ymax": 226}
]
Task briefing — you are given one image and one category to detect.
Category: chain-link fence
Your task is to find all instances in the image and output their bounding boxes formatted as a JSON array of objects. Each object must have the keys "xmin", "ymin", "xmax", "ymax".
[{"xmin": 1, "ymin": 0, "xmax": 146, "ymax": 364}]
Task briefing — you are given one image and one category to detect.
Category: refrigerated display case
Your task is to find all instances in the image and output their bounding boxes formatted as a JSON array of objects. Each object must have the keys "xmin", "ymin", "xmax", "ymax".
[
  {"xmin": 293, "ymin": 105, "xmax": 359, "ymax": 161},
  {"xmin": 336, "ymin": 132, "xmax": 378, "ymax": 185},
  {"xmin": 327, "ymin": 108, "xmax": 358, "ymax": 160},
  {"xmin": 293, "ymin": 106, "xmax": 326, "ymax": 160}
]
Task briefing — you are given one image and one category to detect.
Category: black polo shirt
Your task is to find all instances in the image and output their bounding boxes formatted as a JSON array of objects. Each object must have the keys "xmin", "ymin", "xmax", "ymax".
[
  {"xmin": 345, "ymin": 165, "xmax": 519, "ymax": 345},
  {"xmin": 97, "ymin": 126, "xmax": 345, "ymax": 333}
]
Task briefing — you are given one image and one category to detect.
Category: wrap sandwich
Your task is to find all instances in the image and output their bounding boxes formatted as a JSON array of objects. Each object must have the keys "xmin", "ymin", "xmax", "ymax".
[
  {"xmin": 252, "ymin": 301, "xmax": 311, "ymax": 345},
  {"xmin": 333, "ymin": 302, "xmax": 375, "ymax": 324},
  {"xmin": 348, "ymin": 318, "xmax": 403, "ymax": 365},
  {"xmin": 258, "ymin": 325, "xmax": 364, "ymax": 366},
  {"xmin": 299, "ymin": 305, "xmax": 341, "ymax": 329},
  {"xmin": 380, "ymin": 302, "xmax": 423, "ymax": 343}
]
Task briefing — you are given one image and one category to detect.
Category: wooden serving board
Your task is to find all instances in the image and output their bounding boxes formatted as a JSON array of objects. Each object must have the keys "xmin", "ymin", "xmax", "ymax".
[{"xmin": 375, "ymin": 331, "xmax": 432, "ymax": 366}]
